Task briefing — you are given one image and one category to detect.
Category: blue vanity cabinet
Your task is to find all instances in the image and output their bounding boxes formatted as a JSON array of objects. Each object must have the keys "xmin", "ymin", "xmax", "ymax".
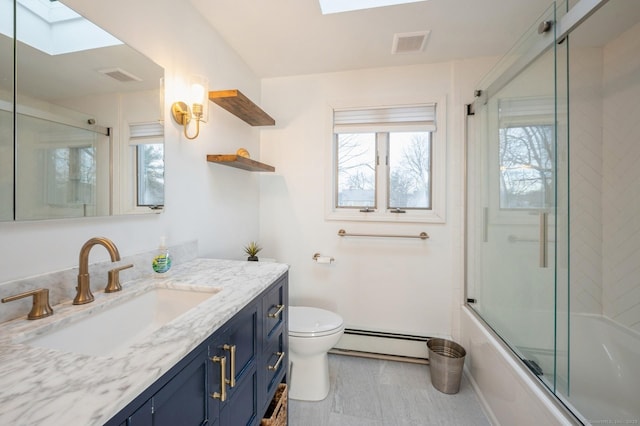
[{"xmin": 105, "ymin": 271, "xmax": 288, "ymax": 426}]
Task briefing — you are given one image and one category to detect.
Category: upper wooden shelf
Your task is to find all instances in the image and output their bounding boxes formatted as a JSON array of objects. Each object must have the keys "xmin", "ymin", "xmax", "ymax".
[
  {"xmin": 206, "ymin": 155, "xmax": 275, "ymax": 172},
  {"xmin": 208, "ymin": 90, "xmax": 275, "ymax": 126}
]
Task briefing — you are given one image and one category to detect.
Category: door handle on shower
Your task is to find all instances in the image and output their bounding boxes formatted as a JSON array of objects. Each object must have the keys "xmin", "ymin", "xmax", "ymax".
[{"xmin": 539, "ymin": 212, "xmax": 548, "ymax": 268}]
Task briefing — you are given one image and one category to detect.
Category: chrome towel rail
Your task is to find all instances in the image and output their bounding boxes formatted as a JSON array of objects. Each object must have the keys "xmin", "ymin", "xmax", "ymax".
[{"xmin": 338, "ymin": 229, "xmax": 429, "ymax": 240}]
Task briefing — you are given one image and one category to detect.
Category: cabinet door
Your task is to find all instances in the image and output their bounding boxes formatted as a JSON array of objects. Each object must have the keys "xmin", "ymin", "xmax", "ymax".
[
  {"xmin": 151, "ymin": 347, "xmax": 210, "ymax": 426},
  {"xmin": 126, "ymin": 400, "xmax": 153, "ymax": 426},
  {"xmin": 219, "ymin": 367, "xmax": 258, "ymax": 426},
  {"xmin": 211, "ymin": 301, "xmax": 259, "ymax": 425}
]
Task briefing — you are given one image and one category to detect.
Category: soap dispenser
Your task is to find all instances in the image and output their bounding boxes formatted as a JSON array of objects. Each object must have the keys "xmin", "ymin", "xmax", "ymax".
[{"xmin": 152, "ymin": 236, "xmax": 172, "ymax": 274}]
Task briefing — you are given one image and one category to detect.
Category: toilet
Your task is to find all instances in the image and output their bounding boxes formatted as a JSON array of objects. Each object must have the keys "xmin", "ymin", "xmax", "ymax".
[{"xmin": 288, "ymin": 306, "xmax": 345, "ymax": 401}]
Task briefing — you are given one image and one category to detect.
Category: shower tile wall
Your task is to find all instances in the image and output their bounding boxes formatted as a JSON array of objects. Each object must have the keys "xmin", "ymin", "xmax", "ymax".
[
  {"xmin": 602, "ymin": 21, "xmax": 640, "ymax": 332},
  {"xmin": 569, "ymin": 47, "xmax": 604, "ymax": 316}
]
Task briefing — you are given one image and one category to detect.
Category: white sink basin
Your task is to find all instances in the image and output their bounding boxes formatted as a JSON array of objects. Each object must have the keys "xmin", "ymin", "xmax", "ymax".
[{"xmin": 25, "ymin": 287, "xmax": 219, "ymax": 357}]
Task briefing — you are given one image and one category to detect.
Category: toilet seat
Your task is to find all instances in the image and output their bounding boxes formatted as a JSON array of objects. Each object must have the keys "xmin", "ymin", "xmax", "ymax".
[{"xmin": 289, "ymin": 306, "xmax": 344, "ymax": 337}]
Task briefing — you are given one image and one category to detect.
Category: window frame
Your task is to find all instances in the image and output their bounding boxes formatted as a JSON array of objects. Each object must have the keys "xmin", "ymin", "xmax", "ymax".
[
  {"xmin": 326, "ymin": 98, "xmax": 446, "ymax": 224},
  {"xmin": 118, "ymin": 121, "xmax": 164, "ymax": 214}
]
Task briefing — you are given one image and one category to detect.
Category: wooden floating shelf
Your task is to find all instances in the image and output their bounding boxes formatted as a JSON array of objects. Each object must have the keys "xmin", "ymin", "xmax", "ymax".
[
  {"xmin": 208, "ymin": 89, "xmax": 275, "ymax": 126},
  {"xmin": 206, "ymin": 155, "xmax": 275, "ymax": 172}
]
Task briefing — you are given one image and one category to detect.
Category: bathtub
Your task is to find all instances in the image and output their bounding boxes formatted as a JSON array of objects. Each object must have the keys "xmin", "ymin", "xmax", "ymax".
[{"xmin": 564, "ymin": 314, "xmax": 640, "ymax": 424}]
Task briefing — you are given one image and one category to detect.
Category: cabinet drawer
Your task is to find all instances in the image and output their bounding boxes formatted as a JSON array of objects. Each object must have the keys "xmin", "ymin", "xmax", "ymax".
[
  {"xmin": 263, "ymin": 331, "xmax": 286, "ymax": 397},
  {"xmin": 263, "ymin": 281, "xmax": 286, "ymax": 341}
]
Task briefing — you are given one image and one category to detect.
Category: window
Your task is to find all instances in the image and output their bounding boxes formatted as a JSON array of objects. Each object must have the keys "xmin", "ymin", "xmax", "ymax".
[
  {"xmin": 136, "ymin": 143, "xmax": 164, "ymax": 207},
  {"xmin": 329, "ymin": 102, "xmax": 445, "ymax": 223},
  {"xmin": 497, "ymin": 97, "xmax": 554, "ymax": 210},
  {"xmin": 128, "ymin": 122, "xmax": 164, "ymax": 209}
]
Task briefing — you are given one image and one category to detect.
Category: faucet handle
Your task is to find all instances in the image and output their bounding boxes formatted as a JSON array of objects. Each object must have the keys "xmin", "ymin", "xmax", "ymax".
[
  {"xmin": 105, "ymin": 264, "xmax": 134, "ymax": 293},
  {"xmin": 1, "ymin": 288, "xmax": 54, "ymax": 320}
]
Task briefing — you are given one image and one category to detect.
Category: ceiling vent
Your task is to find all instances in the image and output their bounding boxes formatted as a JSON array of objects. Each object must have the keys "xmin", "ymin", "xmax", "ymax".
[
  {"xmin": 99, "ymin": 67, "xmax": 142, "ymax": 82},
  {"xmin": 391, "ymin": 30, "xmax": 430, "ymax": 54}
]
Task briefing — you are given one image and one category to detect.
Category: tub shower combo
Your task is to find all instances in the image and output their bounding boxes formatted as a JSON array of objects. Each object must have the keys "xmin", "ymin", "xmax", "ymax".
[{"xmin": 465, "ymin": 0, "xmax": 640, "ymax": 423}]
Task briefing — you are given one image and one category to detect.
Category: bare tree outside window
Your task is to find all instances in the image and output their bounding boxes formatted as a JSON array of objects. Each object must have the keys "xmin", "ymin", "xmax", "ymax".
[
  {"xmin": 336, "ymin": 133, "xmax": 376, "ymax": 207},
  {"xmin": 389, "ymin": 132, "xmax": 431, "ymax": 209},
  {"xmin": 499, "ymin": 125, "xmax": 553, "ymax": 209},
  {"xmin": 137, "ymin": 144, "xmax": 164, "ymax": 207}
]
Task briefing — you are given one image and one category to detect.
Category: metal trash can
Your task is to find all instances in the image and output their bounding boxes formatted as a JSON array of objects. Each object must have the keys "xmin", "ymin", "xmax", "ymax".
[{"xmin": 427, "ymin": 338, "xmax": 466, "ymax": 394}]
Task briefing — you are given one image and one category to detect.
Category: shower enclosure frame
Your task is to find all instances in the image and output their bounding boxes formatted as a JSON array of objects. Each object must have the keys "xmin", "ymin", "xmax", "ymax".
[{"xmin": 464, "ymin": 0, "xmax": 621, "ymax": 424}]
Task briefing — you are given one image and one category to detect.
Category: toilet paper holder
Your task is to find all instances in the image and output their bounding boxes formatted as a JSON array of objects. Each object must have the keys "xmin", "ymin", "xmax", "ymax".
[{"xmin": 312, "ymin": 253, "xmax": 334, "ymax": 264}]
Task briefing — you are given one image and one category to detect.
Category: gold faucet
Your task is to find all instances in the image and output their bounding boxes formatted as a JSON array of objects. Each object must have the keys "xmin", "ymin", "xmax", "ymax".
[
  {"xmin": 2, "ymin": 288, "xmax": 54, "ymax": 320},
  {"xmin": 74, "ymin": 237, "xmax": 121, "ymax": 305}
]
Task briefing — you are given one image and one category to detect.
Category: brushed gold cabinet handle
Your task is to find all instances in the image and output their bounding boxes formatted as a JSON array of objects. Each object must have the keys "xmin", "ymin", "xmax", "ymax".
[
  {"xmin": 223, "ymin": 344, "xmax": 236, "ymax": 388},
  {"xmin": 210, "ymin": 356, "xmax": 227, "ymax": 401},
  {"xmin": 268, "ymin": 304, "xmax": 285, "ymax": 319},
  {"xmin": 268, "ymin": 351, "xmax": 285, "ymax": 371}
]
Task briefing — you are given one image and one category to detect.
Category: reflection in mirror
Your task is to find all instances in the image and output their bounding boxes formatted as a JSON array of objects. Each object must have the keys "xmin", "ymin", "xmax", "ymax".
[
  {"xmin": 0, "ymin": 0, "xmax": 13, "ymax": 221},
  {"xmin": 3, "ymin": 0, "xmax": 164, "ymax": 221}
]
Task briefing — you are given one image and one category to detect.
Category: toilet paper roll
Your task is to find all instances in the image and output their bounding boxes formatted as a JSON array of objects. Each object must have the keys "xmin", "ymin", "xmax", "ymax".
[{"xmin": 315, "ymin": 256, "xmax": 333, "ymax": 264}]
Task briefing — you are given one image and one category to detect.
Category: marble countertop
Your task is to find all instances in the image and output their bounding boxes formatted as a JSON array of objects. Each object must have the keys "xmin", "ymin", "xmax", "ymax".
[{"xmin": 0, "ymin": 258, "xmax": 289, "ymax": 426}]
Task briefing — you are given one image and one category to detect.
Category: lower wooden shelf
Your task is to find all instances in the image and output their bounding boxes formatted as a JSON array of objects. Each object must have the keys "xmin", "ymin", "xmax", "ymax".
[{"xmin": 207, "ymin": 155, "xmax": 275, "ymax": 172}]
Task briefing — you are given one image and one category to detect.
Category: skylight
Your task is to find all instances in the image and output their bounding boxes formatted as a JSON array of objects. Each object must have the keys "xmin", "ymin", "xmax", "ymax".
[
  {"xmin": 319, "ymin": 0, "xmax": 427, "ymax": 15},
  {"xmin": 0, "ymin": 0, "xmax": 122, "ymax": 55}
]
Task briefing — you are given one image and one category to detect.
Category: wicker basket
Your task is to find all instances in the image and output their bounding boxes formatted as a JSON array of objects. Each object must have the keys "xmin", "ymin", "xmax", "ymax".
[{"xmin": 261, "ymin": 383, "xmax": 287, "ymax": 426}]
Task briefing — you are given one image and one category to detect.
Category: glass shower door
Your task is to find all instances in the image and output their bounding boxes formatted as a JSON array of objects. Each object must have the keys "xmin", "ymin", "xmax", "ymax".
[{"xmin": 467, "ymin": 1, "xmax": 568, "ymax": 393}]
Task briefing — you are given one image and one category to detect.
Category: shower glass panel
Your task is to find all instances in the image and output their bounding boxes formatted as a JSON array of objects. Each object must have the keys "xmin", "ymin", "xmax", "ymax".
[
  {"xmin": 467, "ymin": 0, "xmax": 568, "ymax": 394},
  {"xmin": 468, "ymin": 0, "xmax": 640, "ymax": 423},
  {"xmin": 15, "ymin": 115, "xmax": 109, "ymax": 220}
]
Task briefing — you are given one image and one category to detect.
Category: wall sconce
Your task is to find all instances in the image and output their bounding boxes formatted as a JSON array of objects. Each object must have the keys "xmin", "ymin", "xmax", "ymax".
[{"xmin": 171, "ymin": 76, "xmax": 209, "ymax": 140}]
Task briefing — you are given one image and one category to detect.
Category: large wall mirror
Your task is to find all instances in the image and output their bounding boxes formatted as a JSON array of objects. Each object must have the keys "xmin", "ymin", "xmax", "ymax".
[{"xmin": 0, "ymin": 0, "xmax": 165, "ymax": 221}]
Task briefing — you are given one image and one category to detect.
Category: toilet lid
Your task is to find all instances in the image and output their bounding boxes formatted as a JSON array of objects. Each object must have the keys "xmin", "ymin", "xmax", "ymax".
[{"xmin": 289, "ymin": 306, "xmax": 344, "ymax": 337}]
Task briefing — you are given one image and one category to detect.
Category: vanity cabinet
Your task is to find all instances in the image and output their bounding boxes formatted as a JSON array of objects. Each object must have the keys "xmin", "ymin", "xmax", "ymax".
[{"xmin": 106, "ymin": 272, "xmax": 288, "ymax": 426}]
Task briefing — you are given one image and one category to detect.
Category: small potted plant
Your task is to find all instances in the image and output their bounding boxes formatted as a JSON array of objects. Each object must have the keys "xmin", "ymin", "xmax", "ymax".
[{"xmin": 244, "ymin": 241, "xmax": 262, "ymax": 261}]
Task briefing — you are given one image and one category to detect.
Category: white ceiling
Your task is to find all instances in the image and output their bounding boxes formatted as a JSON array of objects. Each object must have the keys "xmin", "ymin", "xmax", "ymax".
[{"xmin": 188, "ymin": 0, "xmax": 556, "ymax": 79}]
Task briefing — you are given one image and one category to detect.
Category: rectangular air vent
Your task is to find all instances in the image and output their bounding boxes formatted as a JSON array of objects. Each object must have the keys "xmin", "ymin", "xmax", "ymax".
[
  {"xmin": 392, "ymin": 30, "xmax": 430, "ymax": 54},
  {"xmin": 99, "ymin": 67, "xmax": 142, "ymax": 82}
]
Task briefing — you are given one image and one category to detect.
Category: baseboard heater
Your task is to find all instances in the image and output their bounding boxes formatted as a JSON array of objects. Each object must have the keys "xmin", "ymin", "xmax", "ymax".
[{"xmin": 330, "ymin": 328, "xmax": 431, "ymax": 364}]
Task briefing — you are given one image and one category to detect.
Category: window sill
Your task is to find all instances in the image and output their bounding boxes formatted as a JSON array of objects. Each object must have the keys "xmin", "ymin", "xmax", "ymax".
[{"xmin": 325, "ymin": 210, "xmax": 445, "ymax": 224}]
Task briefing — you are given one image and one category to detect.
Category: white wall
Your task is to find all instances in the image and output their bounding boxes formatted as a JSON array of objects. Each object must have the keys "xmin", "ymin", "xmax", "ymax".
[
  {"xmin": 602, "ymin": 21, "xmax": 640, "ymax": 332},
  {"xmin": 259, "ymin": 58, "xmax": 495, "ymax": 345},
  {"xmin": 0, "ymin": 0, "xmax": 264, "ymax": 283}
]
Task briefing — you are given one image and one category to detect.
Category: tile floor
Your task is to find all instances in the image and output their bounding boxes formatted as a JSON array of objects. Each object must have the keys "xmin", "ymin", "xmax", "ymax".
[{"xmin": 288, "ymin": 354, "xmax": 491, "ymax": 426}]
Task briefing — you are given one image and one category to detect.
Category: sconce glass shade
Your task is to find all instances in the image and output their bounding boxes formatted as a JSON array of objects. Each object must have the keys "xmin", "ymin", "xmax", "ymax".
[
  {"xmin": 171, "ymin": 75, "xmax": 209, "ymax": 140},
  {"xmin": 189, "ymin": 75, "xmax": 208, "ymax": 123}
]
